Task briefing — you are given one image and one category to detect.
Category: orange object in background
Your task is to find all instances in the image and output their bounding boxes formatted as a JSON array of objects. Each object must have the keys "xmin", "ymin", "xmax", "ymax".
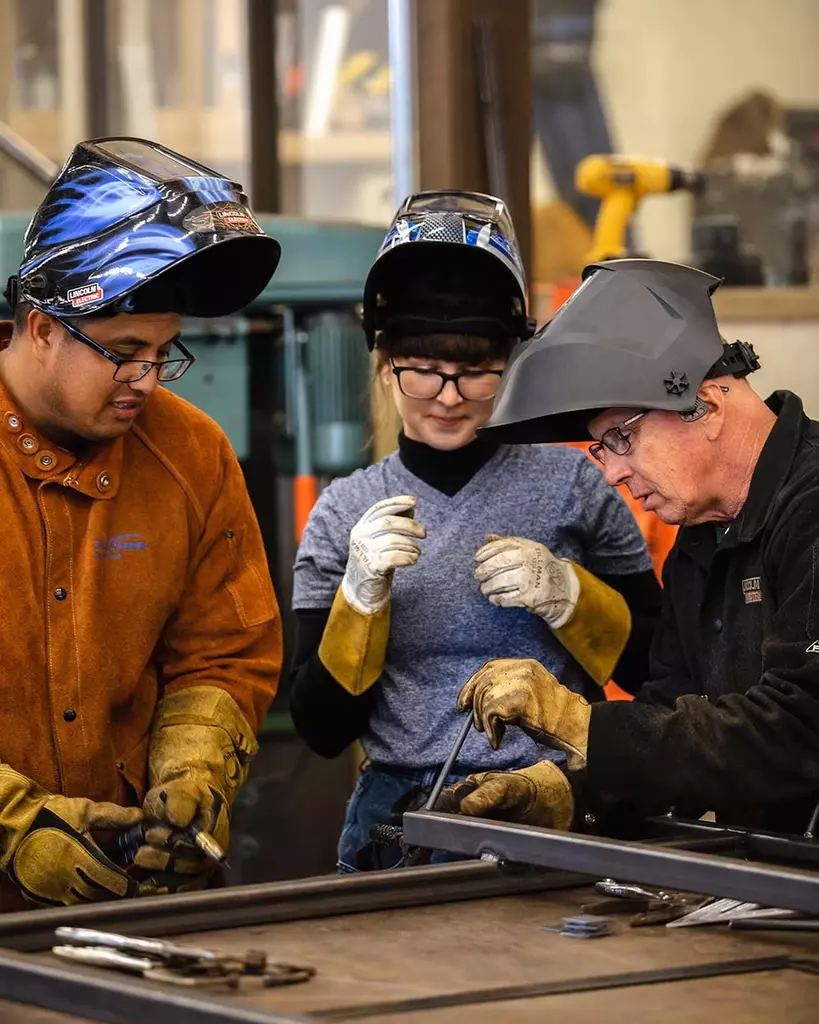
[{"xmin": 294, "ymin": 474, "xmax": 319, "ymax": 543}]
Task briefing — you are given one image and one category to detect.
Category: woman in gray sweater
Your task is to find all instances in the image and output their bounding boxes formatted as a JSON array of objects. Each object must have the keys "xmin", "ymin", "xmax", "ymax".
[{"xmin": 290, "ymin": 191, "xmax": 661, "ymax": 871}]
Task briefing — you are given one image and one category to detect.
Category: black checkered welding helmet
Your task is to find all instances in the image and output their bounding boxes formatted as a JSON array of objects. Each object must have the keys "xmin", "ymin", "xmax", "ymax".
[{"xmin": 362, "ymin": 190, "xmax": 534, "ymax": 350}]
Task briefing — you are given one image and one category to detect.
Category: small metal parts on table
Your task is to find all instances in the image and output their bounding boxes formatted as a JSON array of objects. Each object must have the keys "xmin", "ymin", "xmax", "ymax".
[
  {"xmin": 542, "ymin": 914, "xmax": 614, "ymax": 939},
  {"xmin": 666, "ymin": 897, "xmax": 796, "ymax": 928},
  {"xmin": 52, "ymin": 926, "xmax": 316, "ymax": 989}
]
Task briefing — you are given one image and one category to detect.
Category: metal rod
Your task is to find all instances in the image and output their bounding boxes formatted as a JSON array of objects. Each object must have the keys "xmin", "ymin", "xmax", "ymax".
[
  {"xmin": 424, "ymin": 714, "xmax": 474, "ymax": 811},
  {"xmin": 647, "ymin": 814, "xmax": 819, "ymax": 868},
  {"xmin": 0, "ymin": 861, "xmax": 585, "ymax": 954},
  {"xmin": 402, "ymin": 811, "xmax": 819, "ymax": 916},
  {"xmin": 804, "ymin": 798, "xmax": 819, "ymax": 839},
  {"xmin": 314, "ymin": 956, "xmax": 804, "ymax": 1021},
  {"xmin": 730, "ymin": 918, "xmax": 819, "ymax": 933},
  {"xmin": 387, "ymin": 0, "xmax": 416, "ymax": 205}
]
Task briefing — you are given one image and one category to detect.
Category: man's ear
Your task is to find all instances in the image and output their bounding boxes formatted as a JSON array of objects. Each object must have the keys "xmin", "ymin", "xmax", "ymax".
[
  {"xmin": 696, "ymin": 380, "xmax": 729, "ymax": 439},
  {"xmin": 27, "ymin": 310, "xmax": 58, "ymax": 361}
]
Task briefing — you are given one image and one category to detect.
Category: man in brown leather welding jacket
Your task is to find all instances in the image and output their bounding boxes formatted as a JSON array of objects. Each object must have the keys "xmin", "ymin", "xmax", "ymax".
[
  {"xmin": 444, "ymin": 259, "xmax": 819, "ymax": 837},
  {"xmin": 0, "ymin": 137, "xmax": 282, "ymax": 911}
]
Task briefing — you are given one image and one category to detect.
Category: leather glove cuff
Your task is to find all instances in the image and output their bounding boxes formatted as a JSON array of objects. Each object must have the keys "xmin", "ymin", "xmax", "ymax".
[
  {"xmin": 553, "ymin": 562, "xmax": 631, "ymax": 686},
  {"xmin": 147, "ymin": 686, "xmax": 258, "ymax": 805},
  {"xmin": 319, "ymin": 584, "xmax": 391, "ymax": 696}
]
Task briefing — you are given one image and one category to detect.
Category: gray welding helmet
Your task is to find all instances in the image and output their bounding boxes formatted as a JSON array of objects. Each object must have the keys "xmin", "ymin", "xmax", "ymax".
[{"xmin": 480, "ymin": 258, "xmax": 760, "ymax": 444}]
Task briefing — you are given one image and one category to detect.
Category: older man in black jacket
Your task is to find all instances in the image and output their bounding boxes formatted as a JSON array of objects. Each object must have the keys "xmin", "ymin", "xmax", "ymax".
[{"xmin": 445, "ymin": 258, "xmax": 819, "ymax": 836}]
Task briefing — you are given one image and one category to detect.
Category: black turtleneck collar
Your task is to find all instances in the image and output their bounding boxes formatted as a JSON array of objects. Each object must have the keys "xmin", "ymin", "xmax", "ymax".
[{"xmin": 397, "ymin": 431, "xmax": 500, "ymax": 496}]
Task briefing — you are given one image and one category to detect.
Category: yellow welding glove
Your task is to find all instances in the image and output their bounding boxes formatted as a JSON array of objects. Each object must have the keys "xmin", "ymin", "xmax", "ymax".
[
  {"xmin": 475, "ymin": 535, "xmax": 630, "ymax": 686},
  {"xmin": 437, "ymin": 760, "xmax": 574, "ymax": 830},
  {"xmin": 136, "ymin": 686, "xmax": 258, "ymax": 893},
  {"xmin": 458, "ymin": 659, "xmax": 592, "ymax": 771},
  {"xmin": 318, "ymin": 495, "xmax": 425, "ymax": 696},
  {"xmin": 0, "ymin": 765, "xmax": 142, "ymax": 906}
]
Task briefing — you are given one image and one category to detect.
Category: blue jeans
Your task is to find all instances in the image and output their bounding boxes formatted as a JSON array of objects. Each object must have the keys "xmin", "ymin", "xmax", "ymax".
[{"xmin": 337, "ymin": 764, "xmax": 471, "ymax": 873}]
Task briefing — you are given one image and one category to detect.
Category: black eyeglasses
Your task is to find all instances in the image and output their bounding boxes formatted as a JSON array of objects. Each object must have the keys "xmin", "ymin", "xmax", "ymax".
[
  {"xmin": 390, "ymin": 360, "xmax": 503, "ymax": 401},
  {"xmin": 589, "ymin": 411, "xmax": 647, "ymax": 465},
  {"xmin": 54, "ymin": 315, "xmax": 196, "ymax": 383}
]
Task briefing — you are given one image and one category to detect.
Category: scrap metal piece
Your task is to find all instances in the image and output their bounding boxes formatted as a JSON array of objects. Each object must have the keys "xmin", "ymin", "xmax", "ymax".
[{"xmin": 667, "ymin": 898, "xmax": 797, "ymax": 928}]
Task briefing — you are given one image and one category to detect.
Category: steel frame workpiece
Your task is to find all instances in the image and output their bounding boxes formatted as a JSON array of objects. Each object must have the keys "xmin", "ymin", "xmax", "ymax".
[
  {"xmin": 2, "ymin": 818, "xmax": 819, "ymax": 1022},
  {"xmin": 401, "ymin": 810, "xmax": 819, "ymax": 915},
  {"xmin": 0, "ymin": 860, "xmax": 583, "ymax": 953}
]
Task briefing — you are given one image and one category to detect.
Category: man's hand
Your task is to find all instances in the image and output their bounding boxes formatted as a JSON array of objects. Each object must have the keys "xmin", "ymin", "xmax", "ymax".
[
  {"xmin": 437, "ymin": 761, "xmax": 574, "ymax": 830},
  {"xmin": 457, "ymin": 658, "xmax": 591, "ymax": 770},
  {"xmin": 136, "ymin": 686, "xmax": 258, "ymax": 895},
  {"xmin": 342, "ymin": 496, "xmax": 426, "ymax": 614},
  {"xmin": 135, "ymin": 781, "xmax": 229, "ymax": 891},
  {"xmin": 0, "ymin": 765, "xmax": 141, "ymax": 906},
  {"xmin": 474, "ymin": 535, "xmax": 579, "ymax": 628}
]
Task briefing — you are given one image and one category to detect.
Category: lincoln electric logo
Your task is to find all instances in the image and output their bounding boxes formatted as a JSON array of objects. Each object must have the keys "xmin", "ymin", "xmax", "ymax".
[{"xmin": 94, "ymin": 533, "xmax": 148, "ymax": 560}]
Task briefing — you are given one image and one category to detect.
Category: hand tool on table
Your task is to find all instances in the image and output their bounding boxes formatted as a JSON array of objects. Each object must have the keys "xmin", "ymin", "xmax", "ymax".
[
  {"xmin": 586, "ymin": 878, "xmax": 699, "ymax": 926},
  {"xmin": 595, "ymin": 879, "xmax": 675, "ymax": 902},
  {"xmin": 52, "ymin": 927, "xmax": 315, "ymax": 989}
]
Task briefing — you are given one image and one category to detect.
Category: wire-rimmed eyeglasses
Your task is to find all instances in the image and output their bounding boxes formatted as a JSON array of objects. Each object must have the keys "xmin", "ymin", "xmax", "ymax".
[
  {"xmin": 589, "ymin": 411, "xmax": 647, "ymax": 465},
  {"xmin": 54, "ymin": 315, "xmax": 196, "ymax": 383},
  {"xmin": 390, "ymin": 360, "xmax": 503, "ymax": 401}
]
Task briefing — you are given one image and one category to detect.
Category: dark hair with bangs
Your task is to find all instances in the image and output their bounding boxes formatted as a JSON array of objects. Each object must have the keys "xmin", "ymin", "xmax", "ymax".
[{"xmin": 374, "ymin": 331, "xmax": 515, "ymax": 368}]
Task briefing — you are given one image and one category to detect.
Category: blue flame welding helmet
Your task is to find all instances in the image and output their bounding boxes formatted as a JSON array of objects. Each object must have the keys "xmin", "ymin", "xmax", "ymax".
[{"xmin": 4, "ymin": 136, "xmax": 281, "ymax": 319}]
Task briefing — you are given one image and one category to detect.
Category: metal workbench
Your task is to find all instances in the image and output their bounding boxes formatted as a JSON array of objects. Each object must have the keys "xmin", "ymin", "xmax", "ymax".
[{"xmin": 1, "ymin": 813, "xmax": 819, "ymax": 1023}]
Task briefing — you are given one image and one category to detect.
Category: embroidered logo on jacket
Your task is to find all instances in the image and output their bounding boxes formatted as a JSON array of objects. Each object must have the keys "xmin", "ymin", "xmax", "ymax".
[
  {"xmin": 94, "ymin": 533, "xmax": 148, "ymax": 560},
  {"xmin": 807, "ymin": 641, "xmax": 819, "ymax": 653},
  {"xmin": 741, "ymin": 576, "xmax": 762, "ymax": 604}
]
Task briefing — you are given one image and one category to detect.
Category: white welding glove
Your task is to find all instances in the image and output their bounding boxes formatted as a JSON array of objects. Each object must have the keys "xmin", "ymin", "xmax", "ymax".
[
  {"xmin": 474, "ymin": 534, "xmax": 580, "ymax": 629},
  {"xmin": 341, "ymin": 496, "xmax": 426, "ymax": 615}
]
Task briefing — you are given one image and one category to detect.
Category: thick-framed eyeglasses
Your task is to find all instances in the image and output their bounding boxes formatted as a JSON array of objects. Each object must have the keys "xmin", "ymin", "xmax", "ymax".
[
  {"xmin": 390, "ymin": 360, "xmax": 503, "ymax": 401},
  {"xmin": 53, "ymin": 315, "xmax": 196, "ymax": 383},
  {"xmin": 589, "ymin": 411, "xmax": 648, "ymax": 465}
]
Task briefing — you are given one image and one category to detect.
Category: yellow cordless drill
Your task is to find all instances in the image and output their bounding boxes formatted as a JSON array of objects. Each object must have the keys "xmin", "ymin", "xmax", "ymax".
[{"xmin": 576, "ymin": 155, "xmax": 706, "ymax": 263}]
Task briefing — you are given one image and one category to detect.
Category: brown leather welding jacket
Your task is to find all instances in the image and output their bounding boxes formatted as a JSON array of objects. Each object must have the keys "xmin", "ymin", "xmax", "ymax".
[{"xmin": 0, "ymin": 377, "xmax": 281, "ymax": 911}]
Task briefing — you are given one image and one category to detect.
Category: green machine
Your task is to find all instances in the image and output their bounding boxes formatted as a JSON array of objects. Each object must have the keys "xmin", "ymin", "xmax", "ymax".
[{"xmin": 0, "ymin": 213, "xmax": 385, "ymax": 883}]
